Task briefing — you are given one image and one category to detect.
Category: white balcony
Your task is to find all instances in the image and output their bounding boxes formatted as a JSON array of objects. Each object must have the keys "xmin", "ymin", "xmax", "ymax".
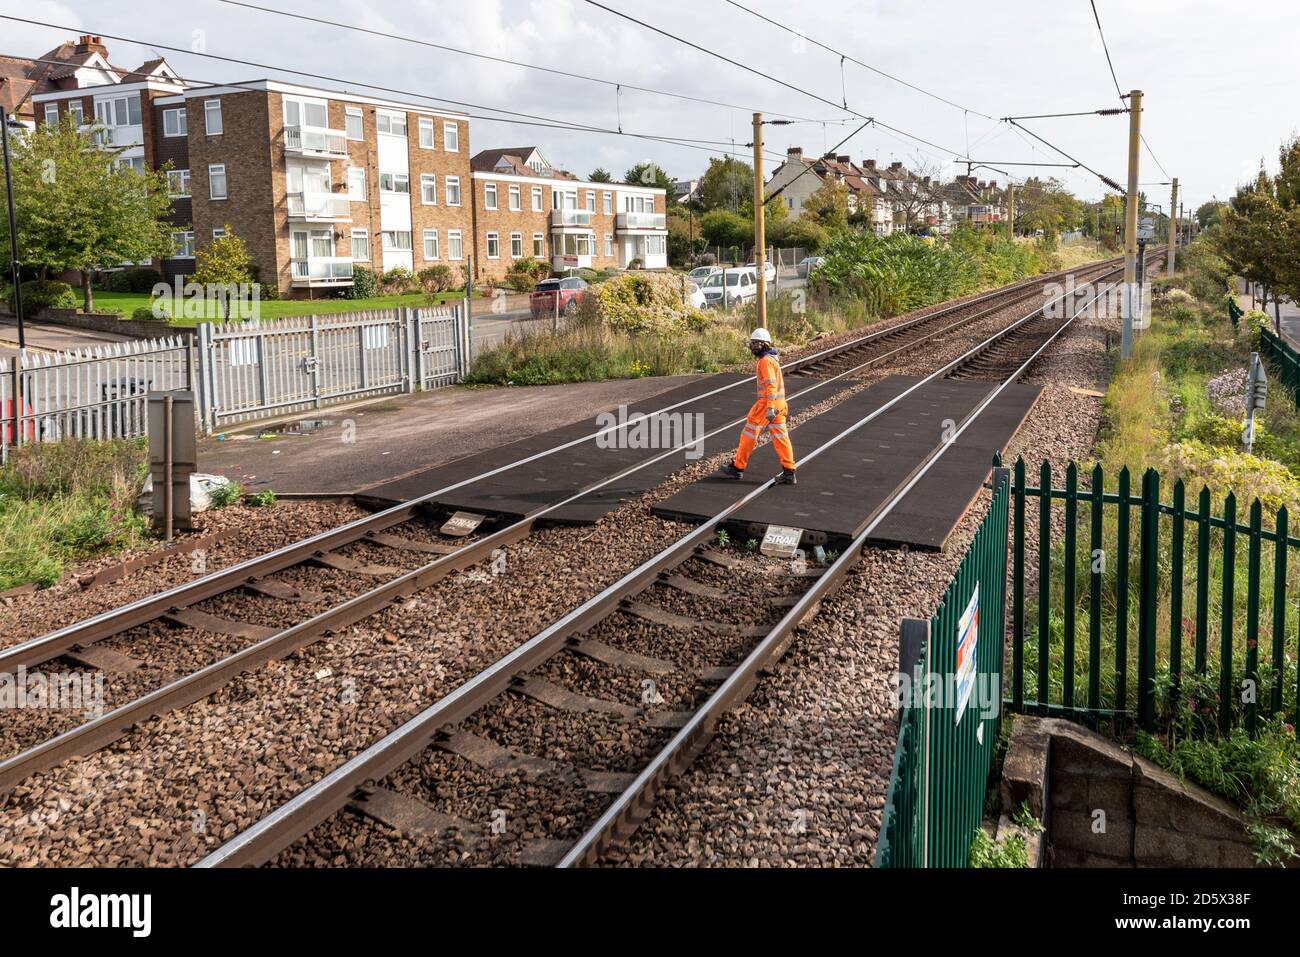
[
  {"xmin": 616, "ymin": 211, "xmax": 666, "ymax": 231},
  {"xmin": 287, "ymin": 191, "xmax": 352, "ymax": 222},
  {"xmin": 551, "ymin": 208, "xmax": 594, "ymax": 228},
  {"xmin": 283, "ymin": 125, "xmax": 349, "ymax": 159},
  {"xmin": 290, "ymin": 257, "xmax": 354, "ymax": 286}
]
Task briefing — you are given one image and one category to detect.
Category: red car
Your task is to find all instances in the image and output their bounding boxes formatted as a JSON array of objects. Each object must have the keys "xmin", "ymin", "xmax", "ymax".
[{"xmin": 529, "ymin": 277, "xmax": 589, "ymax": 319}]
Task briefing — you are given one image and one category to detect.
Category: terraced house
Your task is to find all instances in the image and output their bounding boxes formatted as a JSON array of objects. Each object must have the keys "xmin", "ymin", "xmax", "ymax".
[{"xmin": 470, "ymin": 147, "xmax": 667, "ymax": 281}]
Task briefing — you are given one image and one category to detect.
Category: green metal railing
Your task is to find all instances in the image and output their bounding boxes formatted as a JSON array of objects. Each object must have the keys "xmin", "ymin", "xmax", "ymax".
[
  {"xmin": 1009, "ymin": 457, "xmax": 1300, "ymax": 736},
  {"xmin": 1260, "ymin": 327, "xmax": 1300, "ymax": 408},
  {"xmin": 877, "ymin": 469, "xmax": 1010, "ymax": 867}
]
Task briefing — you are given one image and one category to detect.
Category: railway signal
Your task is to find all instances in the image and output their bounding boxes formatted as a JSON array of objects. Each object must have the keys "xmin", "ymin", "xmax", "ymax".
[{"xmin": 1244, "ymin": 352, "xmax": 1268, "ymax": 454}]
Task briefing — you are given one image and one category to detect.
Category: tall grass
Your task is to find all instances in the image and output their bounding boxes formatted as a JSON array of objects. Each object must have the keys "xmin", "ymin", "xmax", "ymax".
[{"xmin": 0, "ymin": 439, "xmax": 151, "ymax": 590}]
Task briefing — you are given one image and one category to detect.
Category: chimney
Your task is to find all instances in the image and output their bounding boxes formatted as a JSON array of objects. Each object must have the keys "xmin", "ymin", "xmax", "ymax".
[
  {"xmin": 889, "ymin": 161, "xmax": 904, "ymax": 172},
  {"xmin": 922, "ymin": 176, "xmax": 931, "ymax": 187},
  {"xmin": 75, "ymin": 34, "xmax": 109, "ymax": 57},
  {"xmin": 786, "ymin": 146, "xmax": 803, "ymax": 161},
  {"xmin": 836, "ymin": 154, "xmax": 851, "ymax": 164},
  {"xmin": 864, "ymin": 159, "xmax": 877, "ymax": 172}
]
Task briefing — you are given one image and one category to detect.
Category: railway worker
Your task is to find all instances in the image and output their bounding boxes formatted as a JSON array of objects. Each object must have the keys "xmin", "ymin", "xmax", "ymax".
[{"xmin": 720, "ymin": 327, "xmax": 797, "ymax": 485}]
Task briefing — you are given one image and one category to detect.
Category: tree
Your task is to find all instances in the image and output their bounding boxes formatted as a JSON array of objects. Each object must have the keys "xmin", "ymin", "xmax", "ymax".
[
  {"xmin": 1216, "ymin": 166, "xmax": 1287, "ymax": 330},
  {"xmin": 801, "ymin": 179, "xmax": 850, "ymax": 231},
  {"xmin": 191, "ymin": 225, "xmax": 254, "ymax": 319},
  {"xmin": 700, "ymin": 208, "xmax": 751, "ymax": 252},
  {"xmin": 1013, "ymin": 177, "xmax": 1082, "ymax": 240},
  {"xmin": 0, "ymin": 115, "xmax": 174, "ymax": 312},
  {"xmin": 624, "ymin": 161, "xmax": 672, "ymax": 192},
  {"xmin": 888, "ymin": 162, "xmax": 946, "ymax": 231},
  {"xmin": 588, "ymin": 168, "xmax": 612, "ymax": 183},
  {"xmin": 697, "ymin": 156, "xmax": 753, "ymax": 212},
  {"xmin": 1195, "ymin": 200, "xmax": 1226, "ymax": 231}
]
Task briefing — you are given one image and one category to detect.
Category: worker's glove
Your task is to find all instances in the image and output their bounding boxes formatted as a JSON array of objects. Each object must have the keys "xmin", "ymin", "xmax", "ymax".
[{"xmin": 765, "ymin": 407, "xmax": 778, "ymax": 422}]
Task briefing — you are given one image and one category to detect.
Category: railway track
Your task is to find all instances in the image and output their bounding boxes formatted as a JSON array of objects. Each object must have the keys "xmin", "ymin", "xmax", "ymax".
[
  {"xmin": 0, "ymin": 254, "xmax": 1154, "ymax": 865},
  {"xmin": 192, "ymin": 258, "xmax": 1146, "ymax": 868},
  {"xmin": 0, "ymin": 259, "xmax": 1111, "ymax": 801}
]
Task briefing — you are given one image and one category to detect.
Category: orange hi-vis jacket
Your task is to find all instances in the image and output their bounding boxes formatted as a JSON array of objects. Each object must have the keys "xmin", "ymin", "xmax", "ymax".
[{"xmin": 752, "ymin": 352, "xmax": 788, "ymax": 418}]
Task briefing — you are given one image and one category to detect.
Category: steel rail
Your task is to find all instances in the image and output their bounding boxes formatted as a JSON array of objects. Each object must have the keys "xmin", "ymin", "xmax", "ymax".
[
  {"xmin": 559, "ymin": 262, "xmax": 1150, "ymax": 866},
  {"xmin": 194, "ymin": 257, "xmax": 1138, "ymax": 868},
  {"xmin": 3, "ymin": 262, "xmax": 1095, "ymax": 674}
]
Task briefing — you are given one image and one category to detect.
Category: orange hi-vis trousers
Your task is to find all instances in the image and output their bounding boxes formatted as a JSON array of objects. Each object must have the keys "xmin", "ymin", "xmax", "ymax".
[{"xmin": 733, "ymin": 352, "xmax": 796, "ymax": 472}]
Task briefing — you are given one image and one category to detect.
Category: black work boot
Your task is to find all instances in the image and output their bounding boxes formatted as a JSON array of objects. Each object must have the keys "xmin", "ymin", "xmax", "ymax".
[
  {"xmin": 720, "ymin": 462, "xmax": 744, "ymax": 479},
  {"xmin": 775, "ymin": 468, "xmax": 797, "ymax": 485}
]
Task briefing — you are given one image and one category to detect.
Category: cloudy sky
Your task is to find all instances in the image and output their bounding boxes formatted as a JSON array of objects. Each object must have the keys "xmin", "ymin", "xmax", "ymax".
[{"xmin": 6, "ymin": 0, "xmax": 1298, "ymax": 210}]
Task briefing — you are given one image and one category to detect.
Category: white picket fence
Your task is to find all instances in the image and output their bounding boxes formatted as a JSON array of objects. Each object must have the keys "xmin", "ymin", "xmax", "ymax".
[{"xmin": 1, "ymin": 304, "xmax": 470, "ymax": 457}]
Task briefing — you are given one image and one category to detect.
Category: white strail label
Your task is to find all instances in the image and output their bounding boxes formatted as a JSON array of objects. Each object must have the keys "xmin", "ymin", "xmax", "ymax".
[
  {"xmin": 760, "ymin": 524, "xmax": 803, "ymax": 558},
  {"xmin": 440, "ymin": 511, "xmax": 485, "ymax": 537}
]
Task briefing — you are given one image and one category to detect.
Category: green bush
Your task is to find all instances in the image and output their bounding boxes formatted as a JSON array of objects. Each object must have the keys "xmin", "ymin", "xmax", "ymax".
[
  {"xmin": 591, "ymin": 272, "xmax": 710, "ymax": 335},
  {"xmin": 0, "ymin": 438, "xmax": 147, "ymax": 499},
  {"xmin": 504, "ymin": 257, "xmax": 549, "ymax": 292},
  {"xmin": 259, "ymin": 282, "xmax": 279, "ymax": 301},
  {"xmin": 348, "ymin": 266, "xmax": 378, "ymax": 299},
  {"xmin": 13, "ymin": 279, "xmax": 77, "ymax": 313},
  {"xmin": 380, "ymin": 267, "xmax": 416, "ymax": 294},
  {"xmin": 417, "ymin": 264, "xmax": 456, "ymax": 295},
  {"xmin": 103, "ymin": 267, "xmax": 162, "ymax": 294},
  {"xmin": 208, "ymin": 480, "xmax": 245, "ymax": 509},
  {"xmin": 132, "ymin": 305, "xmax": 164, "ymax": 322}
]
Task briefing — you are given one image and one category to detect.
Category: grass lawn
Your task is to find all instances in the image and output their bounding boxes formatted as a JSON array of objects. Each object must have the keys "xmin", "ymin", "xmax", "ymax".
[{"xmin": 89, "ymin": 289, "xmax": 477, "ymax": 326}]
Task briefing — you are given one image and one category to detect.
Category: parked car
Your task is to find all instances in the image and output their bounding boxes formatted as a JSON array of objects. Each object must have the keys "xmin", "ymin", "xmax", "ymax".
[
  {"xmin": 686, "ymin": 265, "xmax": 721, "ymax": 284},
  {"xmin": 529, "ymin": 277, "xmax": 589, "ymax": 319},
  {"xmin": 798, "ymin": 256, "xmax": 826, "ymax": 278},
  {"xmin": 746, "ymin": 261, "xmax": 777, "ymax": 284},
  {"xmin": 699, "ymin": 268, "xmax": 758, "ymax": 308}
]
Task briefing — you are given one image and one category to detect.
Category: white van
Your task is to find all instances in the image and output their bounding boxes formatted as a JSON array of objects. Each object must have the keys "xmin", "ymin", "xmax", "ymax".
[{"xmin": 699, "ymin": 267, "xmax": 758, "ymax": 308}]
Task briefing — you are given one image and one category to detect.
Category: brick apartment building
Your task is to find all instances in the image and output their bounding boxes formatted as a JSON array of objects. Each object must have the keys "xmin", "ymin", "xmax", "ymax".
[
  {"xmin": 470, "ymin": 147, "xmax": 667, "ymax": 281},
  {"xmin": 26, "ymin": 36, "xmax": 668, "ymax": 299}
]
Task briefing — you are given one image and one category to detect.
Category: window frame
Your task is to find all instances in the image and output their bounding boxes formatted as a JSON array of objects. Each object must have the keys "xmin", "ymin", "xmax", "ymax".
[
  {"xmin": 208, "ymin": 164, "xmax": 228, "ymax": 200},
  {"xmin": 510, "ymin": 232, "xmax": 523, "ymax": 258},
  {"xmin": 423, "ymin": 229, "xmax": 440, "ymax": 261},
  {"xmin": 344, "ymin": 106, "xmax": 363, "ymax": 141},
  {"xmin": 508, "ymin": 184, "xmax": 521, "ymax": 211},
  {"xmin": 442, "ymin": 121, "xmax": 459, "ymax": 151},
  {"xmin": 484, "ymin": 182, "xmax": 498, "ymax": 210},
  {"xmin": 420, "ymin": 173, "xmax": 437, "ymax": 205},
  {"xmin": 418, "ymin": 117, "xmax": 435, "ymax": 149},
  {"xmin": 166, "ymin": 168, "xmax": 191, "ymax": 198},
  {"xmin": 350, "ymin": 228, "xmax": 370, "ymax": 261},
  {"xmin": 162, "ymin": 106, "xmax": 187, "ymax": 137},
  {"xmin": 486, "ymin": 232, "xmax": 501, "ymax": 259},
  {"xmin": 448, "ymin": 229, "xmax": 464, "ymax": 260},
  {"xmin": 347, "ymin": 167, "xmax": 367, "ymax": 201},
  {"xmin": 532, "ymin": 233, "xmax": 545, "ymax": 257},
  {"xmin": 171, "ymin": 230, "xmax": 196, "ymax": 259},
  {"xmin": 445, "ymin": 176, "xmax": 462, "ymax": 206},
  {"xmin": 531, "ymin": 186, "xmax": 543, "ymax": 211},
  {"xmin": 203, "ymin": 98, "xmax": 223, "ymax": 135}
]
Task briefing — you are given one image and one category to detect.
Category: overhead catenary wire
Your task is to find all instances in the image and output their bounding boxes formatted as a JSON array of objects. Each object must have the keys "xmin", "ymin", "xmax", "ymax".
[
  {"xmin": 215, "ymin": 0, "xmax": 848, "ymax": 125},
  {"xmin": 722, "ymin": 0, "xmax": 996, "ymax": 120},
  {"xmin": 0, "ymin": 20, "xmax": 790, "ymax": 166},
  {"xmin": 1087, "ymin": 0, "xmax": 1170, "ymax": 180}
]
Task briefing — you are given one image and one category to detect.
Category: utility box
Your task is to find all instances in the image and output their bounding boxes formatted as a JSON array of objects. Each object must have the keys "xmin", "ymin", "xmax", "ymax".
[{"xmin": 148, "ymin": 390, "xmax": 197, "ymax": 535}]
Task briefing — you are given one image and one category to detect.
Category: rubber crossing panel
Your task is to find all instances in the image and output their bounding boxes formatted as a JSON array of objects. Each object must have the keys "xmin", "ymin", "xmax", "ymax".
[
  {"xmin": 358, "ymin": 372, "xmax": 850, "ymax": 524},
  {"xmin": 651, "ymin": 375, "xmax": 1040, "ymax": 551}
]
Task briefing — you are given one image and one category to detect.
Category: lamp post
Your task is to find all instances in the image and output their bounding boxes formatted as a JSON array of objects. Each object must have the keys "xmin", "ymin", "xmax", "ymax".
[{"xmin": 1, "ymin": 107, "xmax": 24, "ymax": 350}]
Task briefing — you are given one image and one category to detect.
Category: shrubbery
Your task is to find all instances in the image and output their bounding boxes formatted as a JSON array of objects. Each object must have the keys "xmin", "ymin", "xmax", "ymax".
[
  {"xmin": 103, "ymin": 267, "xmax": 162, "ymax": 294},
  {"xmin": 591, "ymin": 272, "xmax": 710, "ymax": 335},
  {"xmin": 380, "ymin": 267, "xmax": 416, "ymax": 294},
  {"xmin": 417, "ymin": 264, "xmax": 457, "ymax": 295},
  {"xmin": 348, "ymin": 266, "xmax": 378, "ymax": 299},
  {"xmin": 12, "ymin": 279, "xmax": 77, "ymax": 313}
]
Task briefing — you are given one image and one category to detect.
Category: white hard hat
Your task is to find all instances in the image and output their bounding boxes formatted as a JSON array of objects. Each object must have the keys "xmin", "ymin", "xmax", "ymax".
[{"xmin": 749, "ymin": 327, "xmax": 772, "ymax": 343}]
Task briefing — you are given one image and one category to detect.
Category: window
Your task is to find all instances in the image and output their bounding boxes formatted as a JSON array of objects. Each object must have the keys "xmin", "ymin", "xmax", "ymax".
[
  {"xmin": 443, "ymin": 122, "xmax": 459, "ymax": 151},
  {"xmin": 347, "ymin": 168, "xmax": 367, "ymax": 201},
  {"xmin": 212, "ymin": 227, "xmax": 227, "ymax": 241},
  {"xmin": 43, "ymin": 103, "xmax": 58, "ymax": 125},
  {"xmin": 585, "ymin": 191, "xmax": 595, "ymax": 212},
  {"xmin": 381, "ymin": 230, "xmax": 412, "ymax": 250},
  {"xmin": 208, "ymin": 164, "xmax": 227, "ymax": 200},
  {"xmin": 508, "ymin": 185, "xmax": 521, "ymax": 211},
  {"xmin": 376, "ymin": 111, "xmax": 407, "ymax": 136},
  {"xmin": 95, "ymin": 94, "xmax": 142, "ymax": 128},
  {"xmin": 167, "ymin": 169, "xmax": 191, "ymax": 197},
  {"xmin": 204, "ymin": 99, "xmax": 222, "ymax": 135},
  {"xmin": 605, "ymin": 234, "xmax": 613, "ymax": 257},
  {"xmin": 486, "ymin": 232, "xmax": 500, "ymax": 259},
  {"xmin": 559, "ymin": 232, "xmax": 594, "ymax": 256},
  {"xmin": 67, "ymin": 102, "xmax": 83, "ymax": 125},
  {"xmin": 379, "ymin": 172, "xmax": 410, "ymax": 194},
  {"xmin": 418, "ymin": 117, "xmax": 435, "ymax": 148},
  {"xmin": 420, "ymin": 174, "xmax": 437, "ymax": 205},
  {"xmin": 603, "ymin": 192, "xmax": 612, "ymax": 215},
  {"xmin": 283, "ymin": 98, "xmax": 327, "ymax": 129},
  {"xmin": 445, "ymin": 176, "xmax": 461, "ymax": 206},
  {"xmin": 162, "ymin": 107, "xmax": 187, "ymax": 137},
  {"xmin": 116, "ymin": 156, "xmax": 146, "ymax": 174},
  {"xmin": 532, "ymin": 233, "xmax": 545, "ymax": 257},
  {"xmin": 351, "ymin": 228, "xmax": 370, "ymax": 260},
  {"xmin": 309, "ymin": 228, "xmax": 335, "ymax": 259},
  {"xmin": 171, "ymin": 231, "xmax": 195, "ymax": 258},
  {"xmin": 448, "ymin": 230, "xmax": 464, "ymax": 260},
  {"xmin": 484, "ymin": 183, "xmax": 497, "ymax": 210},
  {"xmin": 423, "ymin": 229, "xmax": 440, "ymax": 260},
  {"xmin": 345, "ymin": 106, "xmax": 363, "ymax": 140},
  {"xmin": 510, "ymin": 232, "xmax": 523, "ymax": 258},
  {"xmin": 531, "ymin": 186, "xmax": 543, "ymax": 212}
]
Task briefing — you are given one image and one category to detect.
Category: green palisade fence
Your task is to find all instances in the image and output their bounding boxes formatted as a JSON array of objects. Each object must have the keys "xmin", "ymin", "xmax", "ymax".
[
  {"xmin": 1260, "ymin": 327, "xmax": 1300, "ymax": 408},
  {"xmin": 877, "ymin": 469, "xmax": 1010, "ymax": 867},
  {"xmin": 1009, "ymin": 457, "xmax": 1300, "ymax": 736}
]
